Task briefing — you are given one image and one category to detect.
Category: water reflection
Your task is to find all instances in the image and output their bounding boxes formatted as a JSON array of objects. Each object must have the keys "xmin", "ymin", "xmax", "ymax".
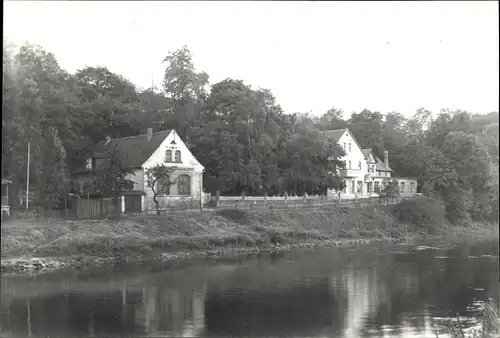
[{"xmin": 0, "ymin": 237, "xmax": 498, "ymax": 337}]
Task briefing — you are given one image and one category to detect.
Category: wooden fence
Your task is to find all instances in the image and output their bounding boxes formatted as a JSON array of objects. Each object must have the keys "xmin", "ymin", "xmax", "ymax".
[
  {"xmin": 70, "ymin": 197, "xmax": 116, "ymax": 219},
  {"xmin": 213, "ymin": 193, "xmax": 414, "ymax": 211}
]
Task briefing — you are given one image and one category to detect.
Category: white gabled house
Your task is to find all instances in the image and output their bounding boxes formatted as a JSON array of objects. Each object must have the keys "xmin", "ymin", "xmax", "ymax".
[
  {"xmin": 72, "ymin": 128, "xmax": 205, "ymax": 212},
  {"xmin": 324, "ymin": 128, "xmax": 418, "ymax": 199}
]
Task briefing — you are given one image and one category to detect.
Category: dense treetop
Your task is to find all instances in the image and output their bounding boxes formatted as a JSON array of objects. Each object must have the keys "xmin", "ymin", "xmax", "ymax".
[{"xmin": 2, "ymin": 42, "xmax": 498, "ymax": 222}]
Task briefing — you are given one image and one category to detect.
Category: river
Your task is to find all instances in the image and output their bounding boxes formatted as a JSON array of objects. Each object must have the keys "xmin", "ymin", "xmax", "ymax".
[{"xmin": 0, "ymin": 236, "xmax": 498, "ymax": 337}]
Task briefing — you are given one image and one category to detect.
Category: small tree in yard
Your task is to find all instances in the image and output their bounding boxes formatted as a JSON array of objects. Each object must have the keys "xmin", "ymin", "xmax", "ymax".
[
  {"xmin": 145, "ymin": 164, "xmax": 177, "ymax": 215},
  {"xmin": 96, "ymin": 145, "xmax": 135, "ymax": 217},
  {"xmin": 380, "ymin": 178, "xmax": 400, "ymax": 205}
]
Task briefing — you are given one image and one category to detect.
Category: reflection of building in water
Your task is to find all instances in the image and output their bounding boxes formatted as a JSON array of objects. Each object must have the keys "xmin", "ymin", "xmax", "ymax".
[
  {"xmin": 181, "ymin": 282, "xmax": 206, "ymax": 337},
  {"xmin": 335, "ymin": 265, "xmax": 390, "ymax": 338},
  {"xmin": 133, "ymin": 281, "xmax": 206, "ymax": 336}
]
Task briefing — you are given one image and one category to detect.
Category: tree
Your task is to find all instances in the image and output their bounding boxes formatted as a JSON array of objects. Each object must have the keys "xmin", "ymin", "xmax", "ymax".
[
  {"xmin": 380, "ymin": 178, "xmax": 400, "ymax": 204},
  {"xmin": 36, "ymin": 124, "xmax": 69, "ymax": 208},
  {"xmin": 95, "ymin": 144, "xmax": 135, "ymax": 217},
  {"xmin": 348, "ymin": 109, "xmax": 385, "ymax": 158},
  {"xmin": 145, "ymin": 164, "xmax": 177, "ymax": 215},
  {"xmin": 317, "ymin": 105, "xmax": 348, "ymax": 130},
  {"xmin": 161, "ymin": 46, "xmax": 209, "ymax": 138}
]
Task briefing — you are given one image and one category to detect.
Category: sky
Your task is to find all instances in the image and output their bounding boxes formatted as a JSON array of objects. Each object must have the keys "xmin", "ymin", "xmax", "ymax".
[{"xmin": 4, "ymin": 1, "xmax": 499, "ymax": 118}]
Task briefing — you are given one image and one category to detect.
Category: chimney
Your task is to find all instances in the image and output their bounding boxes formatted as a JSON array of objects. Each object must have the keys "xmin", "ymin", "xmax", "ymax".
[
  {"xmin": 384, "ymin": 150, "xmax": 389, "ymax": 168},
  {"xmin": 104, "ymin": 136, "xmax": 111, "ymax": 145},
  {"xmin": 147, "ymin": 128, "xmax": 153, "ymax": 142}
]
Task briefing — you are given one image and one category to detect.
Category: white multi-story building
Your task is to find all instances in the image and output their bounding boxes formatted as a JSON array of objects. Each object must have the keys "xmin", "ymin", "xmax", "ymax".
[{"xmin": 325, "ymin": 128, "xmax": 418, "ymax": 199}]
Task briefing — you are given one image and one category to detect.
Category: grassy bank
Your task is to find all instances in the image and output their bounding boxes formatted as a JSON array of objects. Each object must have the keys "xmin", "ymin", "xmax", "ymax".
[{"xmin": 1, "ymin": 203, "xmax": 497, "ymax": 274}]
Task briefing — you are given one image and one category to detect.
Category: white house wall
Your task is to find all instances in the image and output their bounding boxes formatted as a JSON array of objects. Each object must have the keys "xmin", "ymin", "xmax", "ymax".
[
  {"xmin": 141, "ymin": 130, "xmax": 204, "ymax": 199},
  {"xmin": 337, "ymin": 131, "xmax": 368, "ymax": 178},
  {"xmin": 326, "ymin": 129, "xmax": 420, "ymax": 199},
  {"xmin": 336, "ymin": 131, "xmax": 370, "ymax": 195}
]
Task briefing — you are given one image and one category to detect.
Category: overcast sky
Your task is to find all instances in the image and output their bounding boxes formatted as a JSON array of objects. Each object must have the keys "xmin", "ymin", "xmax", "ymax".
[{"xmin": 4, "ymin": 1, "xmax": 499, "ymax": 117}]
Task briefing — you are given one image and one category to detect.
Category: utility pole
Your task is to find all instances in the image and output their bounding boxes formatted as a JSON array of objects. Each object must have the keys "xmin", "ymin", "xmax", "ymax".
[{"xmin": 26, "ymin": 142, "xmax": 30, "ymax": 210}]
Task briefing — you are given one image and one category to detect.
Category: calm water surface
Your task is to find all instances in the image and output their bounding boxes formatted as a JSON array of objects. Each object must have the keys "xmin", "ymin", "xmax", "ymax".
[{"xmin": 1, "ymin": 237, "xmax": 499, "ymax": 338}]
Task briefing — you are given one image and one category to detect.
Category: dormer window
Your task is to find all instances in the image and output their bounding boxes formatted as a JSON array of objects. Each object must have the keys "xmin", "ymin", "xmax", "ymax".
[
  {"xmin": 348, "ymin": 143, "xmax": 352, "ymax": 152},
  {"xmin": 165, "ymin": 150, "xmax": 172, "ymax": 162},
  {"xmin": 175, "ymin": 150, "xmax": 181, "ymax": 163}
]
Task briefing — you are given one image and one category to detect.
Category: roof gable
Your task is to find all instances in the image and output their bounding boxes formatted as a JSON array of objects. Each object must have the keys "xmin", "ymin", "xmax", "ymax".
[{"xmin": 343, "ymin": 129, "xmax": 366, "ymax": 156}]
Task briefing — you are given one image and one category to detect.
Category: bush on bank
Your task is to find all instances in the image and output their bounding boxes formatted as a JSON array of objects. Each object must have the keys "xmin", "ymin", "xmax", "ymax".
[{"xmin": 392, "ymin": 196, "xmax": 447, "ymax": 232}]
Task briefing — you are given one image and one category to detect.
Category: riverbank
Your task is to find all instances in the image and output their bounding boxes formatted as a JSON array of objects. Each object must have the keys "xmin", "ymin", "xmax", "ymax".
[{"xmin": 1, "ymin": 207, "xmax": 497, "ymax": 274}]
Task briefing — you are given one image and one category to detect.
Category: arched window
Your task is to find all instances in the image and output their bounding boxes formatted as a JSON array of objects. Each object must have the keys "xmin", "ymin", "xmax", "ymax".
[
  {"xmin": 175, "ymin": 150, "xmax": 181, "ymax": 163},
  {"xmin": 178, "ymin": 174, "xmax": 191, "ymax": 195},
  {"xmin": 165, "ymin": 150, "xmax": 172, "ymax": 162},
  {"xmin": 157, "ymin": 176, "xmax": 171, "ymax": 195}
]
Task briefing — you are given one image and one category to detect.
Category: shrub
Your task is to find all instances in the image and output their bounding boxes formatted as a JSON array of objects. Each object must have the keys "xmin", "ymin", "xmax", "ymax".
[
  {"xmin": 215, "ymin": 208, "xmax": 250, "ymax": 224},
  {"xmin": 392, "ymin": 196, "xmax": 446, "ymax": 231}
]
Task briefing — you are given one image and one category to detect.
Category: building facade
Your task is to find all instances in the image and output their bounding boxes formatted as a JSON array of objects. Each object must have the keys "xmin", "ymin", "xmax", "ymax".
[
  {"xmin": 72, "ymin": 129, "xmax": 205, "ymax": 210},
  {"xmin": 324, "ymin": 128, "xmax": 417, "ymax": 199}
]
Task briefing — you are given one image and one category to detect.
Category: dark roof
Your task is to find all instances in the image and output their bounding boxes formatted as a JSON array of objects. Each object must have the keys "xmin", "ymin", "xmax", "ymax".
[
  {"xmin": 73, "ymin": 130, "xmax": 171, "ymax": 174},
  {"xmin": 324, "ymin": 129, "xmax": 347, "ymax": 142},
  {"xmin": 375, "ymin": 156, "xmax": 393, "ymax": 172},
  {"xmin": 361, "ymin": 148, "xmax": 393, "ymax": 171}
]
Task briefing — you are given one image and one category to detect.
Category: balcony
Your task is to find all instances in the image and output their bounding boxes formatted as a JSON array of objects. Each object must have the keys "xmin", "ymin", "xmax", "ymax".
[{"xmin": 338, "ymin": 169, "xmax": 363, "ymax": 178}]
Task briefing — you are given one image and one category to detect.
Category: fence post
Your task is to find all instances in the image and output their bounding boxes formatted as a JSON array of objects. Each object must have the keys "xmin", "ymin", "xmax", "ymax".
[
  {"xmin": 264, "ymin": 192, "xmax": 268, "ymax": 209},
  {"xmin": 284, "ymin": 192, "xmax": 288, "ymax": 209},
  {"xmin": 252, "ymin": 200, "xmax": 256, "ymax": 211},
  {"xmin": 241, "ymin": 191, "xmax": 245, "ymax": 208},
  {"xmin": 100, "ymin": 197, "xmax": 104, "ymax": 217},
  {"xmin": 200, "ymin": 185, "xmax": 204, "ymax": 212},
  {"xmin": 215, "ymin": 190, "xmax": 220, "ymax": 208}
]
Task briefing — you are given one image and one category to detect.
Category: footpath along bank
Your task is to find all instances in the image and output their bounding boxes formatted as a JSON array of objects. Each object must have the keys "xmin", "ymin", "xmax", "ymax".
[{"xmin": 1, "ymin": 196, "xmax": 498, "ymax": 274}]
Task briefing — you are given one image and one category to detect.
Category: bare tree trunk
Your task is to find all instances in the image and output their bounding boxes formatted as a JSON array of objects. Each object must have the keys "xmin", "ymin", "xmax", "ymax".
[{"xmin": 153, "ymin": 195, "xmax": 160, "ymax": 215}]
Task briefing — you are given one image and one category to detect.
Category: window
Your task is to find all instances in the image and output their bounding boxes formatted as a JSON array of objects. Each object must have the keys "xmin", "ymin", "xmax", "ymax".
[
  {"xmin": 86, "ymin": 158, "xmax": 92, "ymax": 170},
  {"xmin": 165, "ymin": 150, "xmax": 172, "ymax": 162},
  {"xmin": 410, "ymin": 182, "xmax": 416, "ymax": 194},
  {"xmin": 178, "ymin": 174, "xmax": 191, "ymax": 195},
  {"xmin": 367, "ymin": 182, "xmax": 372, "ymax": 193},
  {"xmin": 358, "ymin": 161, "xmax": 362, "ymax": 170},
  {"xmin": 348, "ymin": 160, "xmax": 352, "ymax": 169},
  {"xmin": 175, "ymin": 150, "xmax": 181, "ymax": 162},
  {"xmin": 400, "ymin": 182, "xmax": 405, "ymax": 194},
  {"xmin": 157, "ymin": 176, "xmax": 171, "ymax": 195},
  {"xmin": 357, "ymin": 181, "xmax": 362, "ymax": 194},
  {"xmin": 343, "ymin": 180, "xmax": 347, "ymax": 193},
  {"xmin": 343, "ymin": 143, "xmax": 346, "ymax": 151},
  {"xmin": 348, "ymin": 143, "xmax": 352, "ymax": 152},
  {"xmin": 374, "ymin": 181, "xmax": 380, "ymax": 194}
]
